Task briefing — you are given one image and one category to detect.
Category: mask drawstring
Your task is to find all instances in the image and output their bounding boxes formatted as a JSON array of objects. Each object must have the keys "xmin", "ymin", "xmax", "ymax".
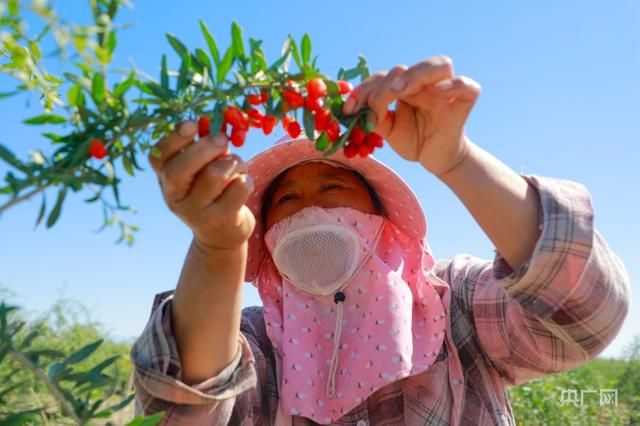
[{"xmin": 326, "ymin": 291, "xmax": 346, "ymax": 398}]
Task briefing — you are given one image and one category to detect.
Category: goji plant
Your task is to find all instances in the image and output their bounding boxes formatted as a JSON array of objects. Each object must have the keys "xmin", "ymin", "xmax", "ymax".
[{"xmin": 0, "ymin": 0, "xmax": 382, "ymax": 244}]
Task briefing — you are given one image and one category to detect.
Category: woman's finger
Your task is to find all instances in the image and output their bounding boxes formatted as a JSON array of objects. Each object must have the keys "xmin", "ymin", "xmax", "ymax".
[
  {"xmin": 160, "ymin": 133, "xmax": 229, "ymax": 203},
  {"xmin": 209, "ymin": 173, "xmax": 254, "ymax": 214},
  {"xmin": 182, "ymin": 154, "xmax": 248, "ymax": 209},
  {"xmin": 389, "ymin": 56, "xmax": 455, "ymax": 98},
  {"xmin": 365, "ymin": 66, "xmax": 407, "ymax": 129},
  {"xmin": 148, "ymin": 121, "xmax": 198, "ymax": 173},
  {"xmin": 429, "ymin": 75, "xmax": 482, "ymax": 121},
  {"xmin": 342, "ymin": 72, "xmax": 386, "ymax": 115}
]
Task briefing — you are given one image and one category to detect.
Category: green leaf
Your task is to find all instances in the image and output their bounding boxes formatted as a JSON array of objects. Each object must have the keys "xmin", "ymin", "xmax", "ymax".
[
  {"xmin": 287, "ymin": 35, "xmax": 302, "ymax": 70},
  {"xmin": 92, "ymin": 73, "xmax": 106, "ymax": 104},
  {"xmin": 231, "ymin": 21, "xmax": 245, "ymax": 58},
  {"xmin": 106, "ymin": 31, "xmax": 117, "ymax": 54},
  {"xmin": 303, "ymin": 107, "xmax": 315, "ymax": 140},
  {"xmin": 35, "ymin": 194, "xmax": 46, "ymax": 228},
  {"xmin": 160, "ymin": 54, "xmax": 169, "ymax": 89},
  {"xmin": 195, "ymin": 48, "xmax": 213, "ymax": 75},
  {"xmin": 315, "ymin": 133, "xmax": 330, "ymax": 151},
  {"xmin": 113, "ymin": 71, "xmax": 136, "ymax": 98},
  {"xmin": 66, "ymin": 84, "xmax": 81, "ymax": 106},
  {"xmin": 65, "ymin": 339, "xmax": 103, "ymax": 365},
  {"xmin": 126, "ymin": 412, "xmax": 166, "ymax": 426},
  {"xmin": 176, "ymin": 54, "xmax": 192, "ymax": 92},
  {"xmin": 0, "ymin": 143, "xmax": 27, "ymax": 171},
  {"xmin": 301, "ymin": 33, "xmax": 311, "ymax": 65},
  {"xmin": 0, "ymin": 408, "xmax": 41, "ymax": 425},
  {"xmin": 0, "ymin": 91, "xmax": 19, "ymax": 100},
  {"xmin": 216, "ymin": 47, "xmax": 234, "ymax": 85},
  {"xmin": 199, "ymin": 19, "xmax": 220, "ymax": 66},
  {"xmin": 166, "ymin": 33, "xmax": 189, "ymax": 60},
  {"xmin": 146, "ymin": 81, "xmax": 172, "ymax": 100},
  {"xmin": 46, "ymin": 187, "xmax": 67, "ymax": 228},
  {"xmin": 23, "ymin": 114, "xmax": 67, "ymax": 125}
]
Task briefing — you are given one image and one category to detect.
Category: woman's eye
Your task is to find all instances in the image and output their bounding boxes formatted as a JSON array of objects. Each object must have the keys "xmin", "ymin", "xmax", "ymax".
[
  {"xmin": 277, "ymin": 194, "xmax": 297, "ymax": 204},
  {"xmin": 322, "ymin": 184, "xmax": 343, "ymax": 191}
]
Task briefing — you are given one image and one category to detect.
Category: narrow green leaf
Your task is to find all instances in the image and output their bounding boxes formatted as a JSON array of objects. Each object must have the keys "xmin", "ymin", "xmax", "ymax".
[
  {"xmin": 0, "ymin": 143, "xmax": 27, "ymax": 171},
  {"xmin": 315, "ymin": 133, "xmax": 330, "ymax": 151},
  {"xmin": 288, "ymin": 36, "xmax": 302, "ymax": 69},
  {"xmin": 303, "ymin": 107, "xmax": 315, "ymax": 140},
  {"xmin": 113, "ymin": 72, "xmax": 135, "ymax": 98},
  {"xmin": 23, "ymin": 114, "xmax": 67, "ymax": 125},
  {"xmin": 126, "ymin": 412, "xmax": 166, "ymax": 426},
  {"xmin": 35, "ymin": 194, "xmax": 46, "ymax": 228},
  {"xmin": 66, "ymin": 84, "xmax": 81, "ymax": 106},
  {"xmin": 301, "ymin": 33, "xmax": 311, "ymax": 65},
  {"xmin": 199, "ymin": 19, "xmax": 220, "ymax": 66},
  {"xmin": 46, "ymin": 187, "xmax": 67, "ymax": 228},
  {"xmin": 65, "ymin": 339, "xmax": 103, "ymax": 365},
  {"xmin": 195, "ymin": 48, "xmax": 213, "ymax": 75},
  {"xmin": 92, "ymin": 73, "xmax": 106, "ymax": 104},
  {"xmin": 160, "ymin": 54, "xmax": 169, "ymax": 89},
  {"xmin": 216, "ymin": 47, "xmax": 234, "ymax": 85},
  {"xmin": 0, "ymin": 91, "xmax": 19, "ymax": 100},
  {"xmin": 106, "ymin": 31, "xmax": 117, "ymax": 54},
  {"xmin": 231, "ymin": 21, "xmax": 245, "ymax": 58},
  {"xmin": 166, "ymin": 33, "xmax": 189, "ymax": 60}
]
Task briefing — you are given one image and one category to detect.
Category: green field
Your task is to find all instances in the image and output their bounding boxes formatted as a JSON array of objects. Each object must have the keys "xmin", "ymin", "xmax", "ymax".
[{"xmin": 1, "ymin": 294, "xmax": 638, "ymax": 425}]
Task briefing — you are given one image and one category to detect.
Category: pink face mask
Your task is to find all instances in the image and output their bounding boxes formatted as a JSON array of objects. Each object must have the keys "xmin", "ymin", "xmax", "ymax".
[{"xmin": 260, "ymin": 206, "xmax": 446, "ymax": 424}]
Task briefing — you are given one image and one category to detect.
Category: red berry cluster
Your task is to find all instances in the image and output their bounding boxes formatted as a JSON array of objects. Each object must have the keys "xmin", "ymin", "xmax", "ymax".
[
  {"xmin": 88, "ymin": 139, "xmax": 108, "ymax": 159},
  {"xmin": 194, "ymin": 78, "xmax": 385, "ymax": 158}
]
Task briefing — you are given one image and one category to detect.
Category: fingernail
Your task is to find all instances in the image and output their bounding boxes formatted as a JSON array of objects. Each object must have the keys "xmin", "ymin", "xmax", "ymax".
[
  {"xmin": 391, "ymin": 77, "xmax": 407, "ymax": 92},
  {"xmin": 178, "ymin": 121, "xmax": 197, "ymax": 137},
  {"xmin": 246, "ymin": 175, "xmax": 254, "ymax": 192},
  {"xmin": 343, "ymin": 97, "xmax": 357, "ymax": 115},
  {"xmin": 435, "ymin": 80, "xmax": 455, "ymax": 91},
  {"xmin": 213, "ymin": 132, "xmax": 228, "ymax": 147}
]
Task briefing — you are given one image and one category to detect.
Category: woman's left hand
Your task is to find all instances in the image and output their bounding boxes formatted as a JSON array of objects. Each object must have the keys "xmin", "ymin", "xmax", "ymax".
[{"xmin": 342, "ymin": 55, "xmax": 481, "ymax": 175}]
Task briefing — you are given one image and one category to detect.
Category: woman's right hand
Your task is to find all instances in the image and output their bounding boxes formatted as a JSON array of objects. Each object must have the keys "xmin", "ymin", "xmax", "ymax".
[{"xmin": 148, "ymin": 120, "xmax": 256, "ymax": 252}]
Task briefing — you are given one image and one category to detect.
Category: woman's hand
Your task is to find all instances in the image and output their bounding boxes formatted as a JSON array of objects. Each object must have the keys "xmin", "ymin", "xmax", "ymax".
[
  {"xmin": 148, "ymin": 120, "xmax": 255, "ymax": 252},
  {"xmin": 342, "ymin": 55, "xmax": 481, "ymax": 176}
]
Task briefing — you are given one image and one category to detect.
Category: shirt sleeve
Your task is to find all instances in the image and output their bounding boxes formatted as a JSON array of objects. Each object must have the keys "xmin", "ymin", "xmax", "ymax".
[
  {"xmin": 436, "ymin": 174, "xmax": 631, "ymax": 387},
  {"xmin": 130, "ymin": 294, "xmax": 277, "ymax": 425}
]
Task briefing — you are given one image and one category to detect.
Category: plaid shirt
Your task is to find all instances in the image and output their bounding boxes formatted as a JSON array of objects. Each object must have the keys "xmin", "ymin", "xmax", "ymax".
[{"xmin": 131, "ymin": 175, "xmax": 630, "ymax": 425}]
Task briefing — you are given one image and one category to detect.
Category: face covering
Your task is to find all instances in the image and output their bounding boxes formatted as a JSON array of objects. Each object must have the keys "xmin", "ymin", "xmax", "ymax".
[{"xmin": 260, "ymin": 206, "xmax": 446, "ymax": 424}]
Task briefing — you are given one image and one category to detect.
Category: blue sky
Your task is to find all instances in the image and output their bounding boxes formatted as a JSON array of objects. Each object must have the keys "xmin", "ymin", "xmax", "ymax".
[{"xmin": 1, "ymin": 0, "xmax": 638, "ymax": 358}]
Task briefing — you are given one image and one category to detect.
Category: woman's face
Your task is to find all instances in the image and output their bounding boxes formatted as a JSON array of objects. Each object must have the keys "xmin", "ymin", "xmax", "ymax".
[{"xmin": 265, "ymin": 162, "xmax": 377, "ymax": 230}]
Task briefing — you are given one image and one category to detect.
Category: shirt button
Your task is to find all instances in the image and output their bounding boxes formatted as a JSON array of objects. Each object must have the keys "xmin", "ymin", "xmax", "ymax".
[{"xmin": 356, "ymin": 421, "xmax": 368, "ymax": 426}]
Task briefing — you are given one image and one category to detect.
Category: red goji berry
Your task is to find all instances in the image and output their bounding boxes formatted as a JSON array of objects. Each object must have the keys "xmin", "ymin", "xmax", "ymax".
[
  {"xmin": 251, "ymin": 117, "xmax": 263, "ymax": 128},
  {"xmin": 230, "ymin": 127, "xmax": 247, "ymax": 147},
  {"xmin": 223, "ymin": 106, "xmax": 249, "ymax": 130},
  {"xmin": 282, "ymin": 115, "xmax": 292, "ymax": 131},
  {"xmin": 260, "ymin": 91, "xmax": 269, "ymax": 103},
  {"xmin": 307, "ymin": 78, "xmax": 327, "ymax": 99},
  {"xmin": 283, "ymin": 89, "xmax": 304, "ymax": 109},
  {"xmin": 286, "ymin": 120, "xmax": 301, "ymax": 138},
  {"xmin": 306, "ymin": 96, "xmax": 322, "ymax": 112},
  {"xmin": 314, "ymin": 109, "xmax": 331, "ymax": 132},
  {"xmin": 198, "ymin": 116, "xmax": 211, "ymax": 138},
  {"xmin": 385, "ymin": 109, "xmax": 395, "ymax": 122},
  {"xmin": 247, "ymin": 109, "xmax": 262, "ymax": 120},
  {"xmin": 343, "ymin": 143, "xmax": 357, "ymax": 159},
  {"xmin": 326, "ymin": 119, "xmax": 340, "ymax": 142},
  {"xmin": 248, "ymin": 94, "xmax": 263, "ymax": 105},
  {"xmin": 366, "ymin": 132, "xmax": 384, "ymax": 148},
  {"xmin": 349, "ymin": 126, "xmax": 366, "ymax": 145},
  {"xmin": 262, "ymin": 115, "xmax": 278, "ymax": 135},
  {"xmin": 88, "ymin": 139, "xmax": 107, "ymax": 159},
  {"xmin": 358, "ymin": 144, "xmax": 370, "ymax": 158},
  {"xmin": 221, "ymin": 122, "xmax": 228, "ymax": 134},
  {"xmin": 337, "ymin": 80, "xmax": 353, "ymax": 95}
]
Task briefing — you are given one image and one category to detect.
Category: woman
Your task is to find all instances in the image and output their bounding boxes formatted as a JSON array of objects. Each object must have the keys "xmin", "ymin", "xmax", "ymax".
[{"xmin": 131, "ymin": 56, "xmax": 630, "ymax": 425}]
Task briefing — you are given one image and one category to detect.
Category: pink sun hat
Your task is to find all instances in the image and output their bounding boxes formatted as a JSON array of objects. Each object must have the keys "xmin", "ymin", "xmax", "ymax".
[{"xmin": 244, "ymin": 135, "xmax": 428, "ymax": 283}]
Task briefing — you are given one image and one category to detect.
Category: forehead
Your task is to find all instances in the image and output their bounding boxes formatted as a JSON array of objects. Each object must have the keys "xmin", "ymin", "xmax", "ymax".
[{"xmin": 275, "ymin": 162, "xmax": 360, "ymax": 188}]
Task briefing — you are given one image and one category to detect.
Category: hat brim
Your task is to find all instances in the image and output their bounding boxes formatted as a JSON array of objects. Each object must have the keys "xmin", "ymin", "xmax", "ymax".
[{"xmin": 245, "ymin": 137, "xmax": 427, "ymax": 283}]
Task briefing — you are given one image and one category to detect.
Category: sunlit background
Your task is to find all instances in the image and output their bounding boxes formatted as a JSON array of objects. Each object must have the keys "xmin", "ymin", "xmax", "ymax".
[{"xmin": 1, "ymin": 0, "xmax": 638, "ymax": 358}]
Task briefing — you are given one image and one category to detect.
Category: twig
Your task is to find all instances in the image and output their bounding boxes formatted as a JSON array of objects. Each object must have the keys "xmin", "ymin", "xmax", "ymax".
[
  {"xmin": 0, "ymin": 185, "xmax": 47, "ymax": 214},
  {"xmin": 9, "ymin": 350, "xmax": 83, "ymax": 425}
]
